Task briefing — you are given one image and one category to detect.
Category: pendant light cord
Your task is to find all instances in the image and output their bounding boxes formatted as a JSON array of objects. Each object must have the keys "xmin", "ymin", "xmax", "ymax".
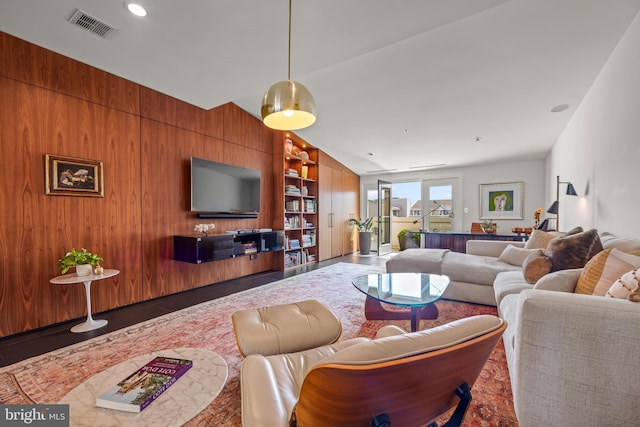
[{"xmin": 287, "ymin": 0, "xmax": 292, "ymax": 81}]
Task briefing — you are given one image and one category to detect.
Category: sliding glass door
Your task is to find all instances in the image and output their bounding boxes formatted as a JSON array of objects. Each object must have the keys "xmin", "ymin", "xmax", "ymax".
[{"xmin": 377, "ymin": 180, "xmax": 392, "ymax": 255}]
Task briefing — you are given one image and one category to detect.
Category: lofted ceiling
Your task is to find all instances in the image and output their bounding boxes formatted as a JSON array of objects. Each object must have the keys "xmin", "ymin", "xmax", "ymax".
[{"xmin": 1, "ymin": 0, "xmax": 640, "ymax": 175}]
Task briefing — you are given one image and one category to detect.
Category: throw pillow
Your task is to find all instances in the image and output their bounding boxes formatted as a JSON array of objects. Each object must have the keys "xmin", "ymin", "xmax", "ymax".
[
  {"xmin": 605, "ymin": 268, "xmax": 640, "ymax": 302},
  {"xmin": 524, "ymin": 229, "xmax": 558, "ymax": 250},
  {"xmin": 545, "ymin": 228, "xmax": 603, "ymax": 272},
  {"xmin": 533, "ymin": 268, "xmax": 583, "ymax": 293},
  {"xmin": 497, "ymin": 245, "xmax": 543, "ymax": 267},
  {"xmin": 575, "ymin": 248, "xmax": 640, "ymax": 295},
  {"xmin": 522, "ymin": 251, "xmax": 552, "ymax": 284}
]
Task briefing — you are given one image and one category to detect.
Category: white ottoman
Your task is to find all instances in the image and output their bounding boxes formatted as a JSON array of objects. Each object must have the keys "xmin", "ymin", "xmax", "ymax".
[{"xmin": 231, "ymin": 299, "xmax": 342, "ymax": 357}]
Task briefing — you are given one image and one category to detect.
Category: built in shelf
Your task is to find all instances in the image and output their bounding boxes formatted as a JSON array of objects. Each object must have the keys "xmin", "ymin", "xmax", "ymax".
[{"xmin": 173, "ymin": 231, "xmax": 284, "ymax": 264}]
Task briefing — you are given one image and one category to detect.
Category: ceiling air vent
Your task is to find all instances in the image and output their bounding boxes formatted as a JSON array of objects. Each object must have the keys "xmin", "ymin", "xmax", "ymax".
[{"xmin": 68, "ymin": 9, "xmax": 118, "ymax": 39}]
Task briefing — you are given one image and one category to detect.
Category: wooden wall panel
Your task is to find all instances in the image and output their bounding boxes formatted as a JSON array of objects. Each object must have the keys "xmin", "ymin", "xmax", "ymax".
[
  {"xmin": 139, "ymin": 87, "xmax": 206, "ymax": 134},
  {"xmin": 140, "ymin": 117, "xmax": 279, "ymax": 300},
  {"xmin": 141, "ymin": 119, "xmax": 223, "ymax": 299},
  {"xmin": 0, "ymin": 32, "xmax": 298, "ymax": 337},
  {"xmin": 222, "ymin": 103, "xmax": 274, "ymax": 153},
  {"xmin": 0, "ymin": 77, "xmax": 142, "ymax": 336},
  {"xmin": 0, "ymin": 32, "xmax": 139, "ymax": 114},
  {"xmin": 204, "ymin": 105, "xmax": 225, "ymax": 139}
]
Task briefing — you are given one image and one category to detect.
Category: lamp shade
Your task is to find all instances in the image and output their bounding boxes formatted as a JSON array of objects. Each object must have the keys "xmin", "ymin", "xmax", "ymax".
[
  {"xmin": 565, "ymin": 183, "xmax": 578, "ymax": 196},
  {"xmin": 547, "ymin": 200, "xmax": 559, "ymax": 215},
  {"xmin": 261, "ymin": 80, "xmax": 316, "ymax": 130}
]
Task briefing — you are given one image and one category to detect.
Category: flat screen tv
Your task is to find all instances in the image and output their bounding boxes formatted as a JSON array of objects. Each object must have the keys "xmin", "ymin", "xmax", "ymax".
[{"xmin": 190, "ymin": 157, "xmax": 261, "ymax": 218}]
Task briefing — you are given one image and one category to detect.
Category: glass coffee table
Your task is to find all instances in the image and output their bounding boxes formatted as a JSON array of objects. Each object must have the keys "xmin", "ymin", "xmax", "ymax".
[{"xmin": 352, "ymin": 273, "xmax": 450, "ymax": 332}]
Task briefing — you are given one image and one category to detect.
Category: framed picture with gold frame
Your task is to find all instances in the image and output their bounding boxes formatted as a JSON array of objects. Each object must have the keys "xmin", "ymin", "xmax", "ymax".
[{"xmin": 45, "ymin": 154, "xmax": 104, "ymax": 197}]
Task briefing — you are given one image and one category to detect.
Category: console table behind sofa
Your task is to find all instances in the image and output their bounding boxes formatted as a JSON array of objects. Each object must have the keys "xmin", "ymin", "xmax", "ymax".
[{"xmin": 417, "ymin": 232, "xmax": 526, "ymax": 253}]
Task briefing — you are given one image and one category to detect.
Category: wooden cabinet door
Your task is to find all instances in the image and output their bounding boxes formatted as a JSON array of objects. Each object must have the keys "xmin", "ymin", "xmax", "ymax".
[
  {"xmin": 317, "ymin": 164, "xmax": 360, "ymax": 260},
  {"xmin": 330, "ymin": 167, "xmax": 344, "ymax": 257},
  {"xmin": 342, "ymin": 170, "xmax": 359, "ymax": 254},
  {"xmin": 318, "ymin": 163, "xmax": 333, "ymax": 260}
]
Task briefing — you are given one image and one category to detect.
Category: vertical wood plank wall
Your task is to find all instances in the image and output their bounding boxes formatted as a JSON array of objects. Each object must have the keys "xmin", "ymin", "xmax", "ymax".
[{"xmin": 0, "ymin": 32, "xmax": 286, "ymax": 337}]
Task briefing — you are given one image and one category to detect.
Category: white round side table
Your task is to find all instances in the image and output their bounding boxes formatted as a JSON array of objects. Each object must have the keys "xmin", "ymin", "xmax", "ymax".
[{"xmin": 50, "ymin": 269, "xmax": 120, "ymax": 333}]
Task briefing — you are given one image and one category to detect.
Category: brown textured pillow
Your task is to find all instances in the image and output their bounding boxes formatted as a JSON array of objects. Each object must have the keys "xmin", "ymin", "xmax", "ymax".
[
  {"xmin": 522, "ymin": 251, "xmax": 552, "ymax": 284},
  {"xmin": 525, "ymin": 229, "xmax": 557, "ymax": 250},
  {"xmin": 545, "ymin": 228, "xmax": 603, "ymax": 272}
]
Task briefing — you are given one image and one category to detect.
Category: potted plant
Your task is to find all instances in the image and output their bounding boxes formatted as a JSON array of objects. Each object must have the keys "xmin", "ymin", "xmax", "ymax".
[
  {"xmin": 349, "ymin": 217, "xmax": 374, "ymax": 255},
  {"xmin": 481, "ymin": 220, "xmax": 497, "ymax": 234},
  {"xmin": 58, "ymin": 248, "xmax": 103, "ymax": 276},
  {"xmin": 397, "ymin": 229, "xmax": 421, "ymax": 251}
]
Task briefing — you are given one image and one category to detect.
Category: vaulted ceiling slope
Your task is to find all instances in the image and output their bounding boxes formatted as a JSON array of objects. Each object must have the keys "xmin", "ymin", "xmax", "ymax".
[{"xmin": 2, "ymin": 0, "xmax": 639, "ymax": 174}]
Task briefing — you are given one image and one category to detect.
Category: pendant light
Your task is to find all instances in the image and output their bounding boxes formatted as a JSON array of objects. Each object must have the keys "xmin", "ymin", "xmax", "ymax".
[{"xmin": 261, "ymin": 0, "xmax": 316, "ymax": 130}]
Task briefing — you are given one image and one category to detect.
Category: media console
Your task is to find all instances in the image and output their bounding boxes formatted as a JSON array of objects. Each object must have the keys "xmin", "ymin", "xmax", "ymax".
[{"xmin": 173, "ymin": 231, "xmax": 285, "ymax": 264}]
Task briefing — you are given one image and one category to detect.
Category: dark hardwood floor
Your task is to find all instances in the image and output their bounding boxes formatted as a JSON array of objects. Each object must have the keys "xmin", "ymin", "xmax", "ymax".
[{"xmin": 0, "ymin": 253, "xmax": 388, "ymax": 368}]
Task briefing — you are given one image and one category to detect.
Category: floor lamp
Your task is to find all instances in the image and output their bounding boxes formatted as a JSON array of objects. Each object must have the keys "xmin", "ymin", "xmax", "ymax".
[{"xmin": 546, "ymin": 175, "xmax": 578, "ymax": 231}]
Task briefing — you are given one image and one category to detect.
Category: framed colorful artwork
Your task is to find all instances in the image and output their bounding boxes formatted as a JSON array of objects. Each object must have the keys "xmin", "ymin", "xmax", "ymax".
[{"xmin": 480, "ymin": 182, "xmax": 523, "ymax": 219}]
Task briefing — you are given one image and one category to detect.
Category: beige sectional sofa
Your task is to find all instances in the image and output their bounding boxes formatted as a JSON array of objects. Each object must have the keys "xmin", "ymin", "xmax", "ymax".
[
  {"xmin": 494, "ymin": 232, "xmax": 640, "ymax": 427},
  {"xmin": 386, "ymin": 241, "xmax": 526, "ymax": 306},
  {"xmin": 387, "ymin": 231, "xmax": 640, "ymax": 426}
]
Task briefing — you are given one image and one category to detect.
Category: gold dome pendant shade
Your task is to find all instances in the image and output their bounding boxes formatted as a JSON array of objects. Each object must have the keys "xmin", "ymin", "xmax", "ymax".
[
  {"xmin": 261, "ymin": 80, "xmax": 316, "ymax": 130},
  {"xmin": 261, "ymin": 0, "xmax": 316, "ymax": 131}
]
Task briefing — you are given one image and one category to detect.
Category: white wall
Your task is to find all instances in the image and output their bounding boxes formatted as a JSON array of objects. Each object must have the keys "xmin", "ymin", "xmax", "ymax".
[
  {"xmin": 548, "ymin": 11, "xmax": 640, "ymax": 237},
  {"xmin": 361, "ymin": 158, "xmax": 546, "ymax": 234}
]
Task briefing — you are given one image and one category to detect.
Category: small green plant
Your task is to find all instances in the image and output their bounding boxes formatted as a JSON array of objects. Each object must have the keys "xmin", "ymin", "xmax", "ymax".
[
  {"xmin": 58, "ymin": 248, "xmax": 103, "ymax": 274},
  {"xmin": 481, "ymin": 220, "xmax": 497, "ymax": 233},
  {"xmin": 349, "ymin": 217, "xmax": 374, "ymax": 232},
  {"xmin": 398, "ymin": 229, "xmax": 421, "ymax": 244}
]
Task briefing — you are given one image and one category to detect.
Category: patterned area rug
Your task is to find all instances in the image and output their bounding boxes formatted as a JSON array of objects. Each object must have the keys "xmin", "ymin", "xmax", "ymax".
[{"xmin": 0, "ymin": 263, "xmax": 518, "ymax": 426}]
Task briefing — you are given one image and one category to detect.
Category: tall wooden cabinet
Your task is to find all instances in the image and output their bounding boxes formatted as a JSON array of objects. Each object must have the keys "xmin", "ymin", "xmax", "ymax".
[{"xmin": 318, "ymin": 152, "xmax": 360, "ymax": 260}]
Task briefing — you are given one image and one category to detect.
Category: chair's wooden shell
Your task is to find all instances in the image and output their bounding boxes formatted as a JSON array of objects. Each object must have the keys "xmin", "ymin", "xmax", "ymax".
[{"xmin": 295, "ymin": 322, "xmax": 507, "ymax": 427}]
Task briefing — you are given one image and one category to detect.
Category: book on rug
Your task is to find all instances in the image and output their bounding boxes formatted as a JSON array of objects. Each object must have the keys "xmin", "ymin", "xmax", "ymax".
[{"xmin": 96, "ymin": 356, "xmax": 193, "ymax": 413}]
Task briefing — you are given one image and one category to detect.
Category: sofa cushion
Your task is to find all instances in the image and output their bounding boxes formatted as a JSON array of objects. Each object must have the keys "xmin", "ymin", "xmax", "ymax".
[
  {"xmin": 440, "ymin": 251, "xmax": 520, "ymax": 286},
  {"xmin": 494, "ymin": 271, "xmax": 533, "ymax": 307},
  {"xmin": 386, "ymin": 248, "xmax": 449, "ymax": 274},
  {"xmin": 498, "ymin": 245, "xmax": 543, "ymax": 267},
  {"xmin": 533, "ymin": 268, "xmax": 582, "ymax": 293},
  {"xmin": 600, "ymin": 232, "xmax": 640, "ymax": 253},
  {"xmin": 545, "ymin": 228, "xmax": 603, "ymax": 272},
  {"xmin": 606, "ymin": 268, "xmax": 640, "ymax": 301},
  {"xmin": 497, "ymin": 293, "xmax": 520, "ymax": 358},
  {"xmin": 524, "ymin": 229, "xmax": 557, "ymax": 250},
  {"xmin": 522, "ymin": 251, "xmax": 552, "ymax": 284},
  {"xmin": 575, "ymin": 248, "xmax": 640, "ymax": 295}
]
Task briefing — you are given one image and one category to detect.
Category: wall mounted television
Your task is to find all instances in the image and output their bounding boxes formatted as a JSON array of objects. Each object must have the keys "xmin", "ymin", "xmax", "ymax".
[{"xmin": 191, "ymin": 157, "xmax": 261, "ymax": 218}]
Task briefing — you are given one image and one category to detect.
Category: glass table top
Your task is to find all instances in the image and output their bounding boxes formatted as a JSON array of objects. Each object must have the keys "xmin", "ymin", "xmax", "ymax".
[{"xmin": 352, "ymin": 273, "xmax": 449, "ymax": 307}]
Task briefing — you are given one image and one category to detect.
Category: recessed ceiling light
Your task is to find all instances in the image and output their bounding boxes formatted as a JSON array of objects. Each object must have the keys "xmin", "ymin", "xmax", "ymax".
[
  {"xmin": 551, "ymin": 104, "xmax": 570, "ymax": 113},
  {"xmin": 472, "ymin": 136, "xmax": 483, "ymax": 143},
  {"xmin": 367, "ymin": 152, "xmax": 374, "ymax": 156},
  {"xmin": 125, "ymin": 2, "xmax": 148, "ymax": 17}
]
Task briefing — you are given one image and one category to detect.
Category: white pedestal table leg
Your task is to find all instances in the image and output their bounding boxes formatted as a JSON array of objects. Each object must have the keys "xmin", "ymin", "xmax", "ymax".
[{"xmin": 70, "ymin": 280, "xmax": 108, "ymax": 333}]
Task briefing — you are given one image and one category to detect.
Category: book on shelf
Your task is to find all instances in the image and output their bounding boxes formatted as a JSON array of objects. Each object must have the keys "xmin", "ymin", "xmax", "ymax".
[
  {"xmin": 96, "ymin": 357, "xmax": 193, "ymax": 413},
  {"xmin": 301, "ymin": 165, "xmax": 308, "ymax": 179},
  {"xmin": 285, "ymin": 168, "xmax": 299, "ymax": 177},
  {"xmin": 242, "ymin": 241, "xmax": 257, "ymax": 254},
  {"xmin": 289, "ymin": 239, "xmax": 301, "ymax": 249},
  {"xmin": 285, "ymin": 184, "xmax": 301, "ymax": 195},
  {"xmin": 285, "ymin": 200, "xmax": 300, "ymax": 212}
]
